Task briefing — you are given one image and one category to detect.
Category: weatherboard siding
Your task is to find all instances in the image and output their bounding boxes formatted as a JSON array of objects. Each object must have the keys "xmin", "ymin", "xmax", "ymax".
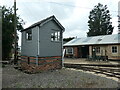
[
  {"xmin": 21, "ymin": 20, "xmax": 62, "ymax": 57},
  {"xmin": 21, "ymin": 27, "xmax": 38, "ymax": 56},
  {"xmin": 39, "ymin": 20, "xmax": 62, "ymax": 57}
]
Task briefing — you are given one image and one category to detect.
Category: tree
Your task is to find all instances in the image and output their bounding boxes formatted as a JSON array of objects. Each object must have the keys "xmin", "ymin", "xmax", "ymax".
[
  {"xmin": 2, "ymin": 6, "xmax": 24, "ymax": 60},
  {"xmin": 87, "ymin": 3, "xmax": 114, "ymax": 37},
  {"xmin": 63, "ymin": 37, "xmax": 75, "ymax": 43}
]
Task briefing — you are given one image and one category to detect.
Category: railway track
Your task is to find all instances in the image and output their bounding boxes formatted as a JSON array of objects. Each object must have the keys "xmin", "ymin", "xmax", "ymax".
[{"xmin": 64, "ymin": 63, "xmax": 120, "ymax": 80}]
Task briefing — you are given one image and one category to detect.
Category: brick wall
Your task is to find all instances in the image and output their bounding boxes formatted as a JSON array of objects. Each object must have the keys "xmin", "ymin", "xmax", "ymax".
[
  {"xmin": 20, "ymin": 56, "xmax": 62, "ymax": 73},
  {"xmin": 73, "ymin": 47, "xmax": 78, "ymax": 58},
  {"xmin": 64, "ymin": 46, "xmax": 79, "ymax": 58}
]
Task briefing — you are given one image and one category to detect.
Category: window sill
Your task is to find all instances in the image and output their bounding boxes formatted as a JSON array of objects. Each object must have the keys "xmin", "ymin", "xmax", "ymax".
[
  {"xmin": 51, "ymin": 41, "xmax": 61, "ymax": 43},
  {"xmin": 112, "ymin": 52, "xmax": 118, "ymax": 54},
  {"xmin": 66, "ymin": 53, "xmax": 73, "ymax": 54}
]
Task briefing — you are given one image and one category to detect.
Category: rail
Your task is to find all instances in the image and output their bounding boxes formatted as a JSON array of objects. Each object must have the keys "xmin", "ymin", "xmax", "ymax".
[{"xmin": 64, "ymin": 63, "xmax": 120, "ymax": 79}]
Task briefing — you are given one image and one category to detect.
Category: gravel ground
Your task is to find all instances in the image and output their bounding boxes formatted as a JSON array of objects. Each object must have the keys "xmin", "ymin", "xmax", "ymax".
[
  {"xmin": 2, "ymin": 65, "xmax": 120, "ymax": 88},
  {"xmin": 64, "ymin": 58, "xmax": 119, "ymax": 65}
]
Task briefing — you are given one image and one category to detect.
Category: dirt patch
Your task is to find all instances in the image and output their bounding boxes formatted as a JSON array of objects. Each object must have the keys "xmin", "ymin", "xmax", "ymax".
[{"xmin": 2, "ymin": 65, "xmax": 120, "ymax": 88}]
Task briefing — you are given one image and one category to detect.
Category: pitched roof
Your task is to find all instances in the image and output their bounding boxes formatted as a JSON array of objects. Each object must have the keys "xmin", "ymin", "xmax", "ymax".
[
  {"xmin": 64, "ymin": 34, "xmax": 120, "ymax": 46},
  {"xmin": 21, "ymin": 15, "xmax": 65, "ymax": 32}
]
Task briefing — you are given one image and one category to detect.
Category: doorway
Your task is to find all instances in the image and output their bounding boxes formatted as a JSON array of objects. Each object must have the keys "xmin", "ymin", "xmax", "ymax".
[{"xmin": 81, "ymin": 46, "xmax": 89, "ymax": 58}]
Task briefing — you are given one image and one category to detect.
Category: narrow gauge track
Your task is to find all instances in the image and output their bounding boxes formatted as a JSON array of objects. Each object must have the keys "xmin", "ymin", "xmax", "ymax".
[{"xmin": 64, "ymin": 63, "xmax": 120, "ymax": 79}]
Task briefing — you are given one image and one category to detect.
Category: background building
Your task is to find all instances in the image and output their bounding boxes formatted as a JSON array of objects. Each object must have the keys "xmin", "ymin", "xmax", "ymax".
[{"xmin": 64, "ymin": 34, "xmax": 120, "ymax": 60}]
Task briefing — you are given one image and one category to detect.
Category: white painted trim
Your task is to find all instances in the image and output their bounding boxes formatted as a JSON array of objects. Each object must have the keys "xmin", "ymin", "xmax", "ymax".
[
  {"xmin": 40, "ymin": 18, "xmax": 52, "ymax": 27},
  {"xmin": 38, "ymin": 26, "xmax": 40, "ymax": 56},
  {"xmin": 36, "ymin": 26, "xmax": 40, "ymax": 66},
  {"xmin": 66, "ymin": 47, "xmax": 73, "ymax": 54},
  {"xmin": 40, "ymin": 17, "xmax": 65, "ymax": 31},
  {"xmin": 62, "ymin": 34, "xmax": 64, "ymax": 67},
  {"xmin": 53, "ymin": 18, "xmax": 65, "ymax": 31}
]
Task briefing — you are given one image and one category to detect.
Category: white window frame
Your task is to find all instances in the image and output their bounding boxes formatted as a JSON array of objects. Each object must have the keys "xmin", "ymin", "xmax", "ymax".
[
  {"xmin": 66, "ymin": 47, "xmax": 73, "ymax": 54},
  {"xmin": 26, "ymin": 29, "xmax": 32, "ymax": 40},
  {"xmin": 51, "ymin": 31, "xmax": 61, "ymax": 42},
  {"xmin": 111, "ymin": 46, "xmax": 118, "ymax": 53}
]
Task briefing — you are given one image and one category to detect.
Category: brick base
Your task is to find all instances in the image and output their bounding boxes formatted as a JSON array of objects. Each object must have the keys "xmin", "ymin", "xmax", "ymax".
[{"xmin": 20, "ymin": 56, "xmax": 62, "ymax": 73}]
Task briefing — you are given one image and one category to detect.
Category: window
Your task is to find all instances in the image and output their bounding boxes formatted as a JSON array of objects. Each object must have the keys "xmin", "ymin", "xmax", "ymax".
[
  {"xmin": 51, "ymin": 33, "xmax": 55, "ymax": 41},
  {"xmin": 112, "ymin": 46, "xmax": 117, "ymax": 53},
  {"xmin": 26, "ymin": 30, "xmax": 32, "ymax": 40},
  {"xmin": 51, "ymin": 31, "xmax": 60, "ymax": 41},
  {"xmin": 96, "ymin": 47, "xmax": 100, "ymax": 53},
  {"xmin": 66, "ymin": 48, "xmax": 73, "ymax": 54}
]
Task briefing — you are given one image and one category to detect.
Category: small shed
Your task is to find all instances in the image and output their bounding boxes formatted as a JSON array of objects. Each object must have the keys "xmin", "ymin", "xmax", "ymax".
[
  {"xmin": 20, "ymin": 15, "xmax": 65, "ymax": 72},
  {"xmin": 64, "ymin": 34, "xmax": 120, "ymax": 60}
]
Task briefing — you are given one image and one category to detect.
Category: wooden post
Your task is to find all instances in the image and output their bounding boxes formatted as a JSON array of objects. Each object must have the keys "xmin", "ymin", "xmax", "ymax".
[{"xmin": 14, "ymin": 0, "xmax": 17, "ymax": 64}]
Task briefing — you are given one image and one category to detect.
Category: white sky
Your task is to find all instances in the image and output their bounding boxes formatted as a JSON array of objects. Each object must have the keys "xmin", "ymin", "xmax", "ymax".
[{"xmin": 1, "ymin": 0, "xmax": 120, "ymax": 46}]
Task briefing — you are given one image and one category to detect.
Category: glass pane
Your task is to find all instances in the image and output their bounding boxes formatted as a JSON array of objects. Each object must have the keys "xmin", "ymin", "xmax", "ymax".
[
  {"xmin": 58, "ymin": 32, "xmax": 60, "ymax": 41},
  {"xmin": 26, "ymin": 30, "xmax": 32, "ymax": 40},
  {"xmin": 51, "ymin": 33, "xmax": 54, "ymax": 41},
  {"xmin": 26, "ymin": 33, "xmax": 28, "ymax": 39}
]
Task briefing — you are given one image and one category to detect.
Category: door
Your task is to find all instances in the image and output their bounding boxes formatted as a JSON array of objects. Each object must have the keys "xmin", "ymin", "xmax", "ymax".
[{"xmin": 81, "ymin": 46, "xmax": 89, "ymax": 58}]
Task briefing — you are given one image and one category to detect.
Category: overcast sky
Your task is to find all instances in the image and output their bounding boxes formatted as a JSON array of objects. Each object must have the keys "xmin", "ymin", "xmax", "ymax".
[{"xmin": 1, "ymin": 0, "xmax": 120, "ymax": 46}]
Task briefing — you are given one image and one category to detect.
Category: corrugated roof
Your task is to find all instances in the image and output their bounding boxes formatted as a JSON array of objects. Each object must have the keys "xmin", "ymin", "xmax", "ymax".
[{"xmin": 64, "ymin": 34, "xmax": 120, "ymax": 46}]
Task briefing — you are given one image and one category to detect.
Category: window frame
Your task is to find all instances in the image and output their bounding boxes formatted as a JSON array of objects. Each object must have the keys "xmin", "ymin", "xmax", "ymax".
[
  {"xmin": 66, "ymin": 47, "xmax": 73, "ymax": 54},
  {"xmin": 112, "ymin": 46, "xmax": 118, "ymax": 53},
  {"xmin": 51, "ymin": 31, "xmax": 61, "ymax": 42},
  {"xmin": 96, "ymin": 47, "xmax": 100, "ymax": 53},
  {"xmin": 26, "ymin": 29, "xmax": 32, "ymax": 41}
]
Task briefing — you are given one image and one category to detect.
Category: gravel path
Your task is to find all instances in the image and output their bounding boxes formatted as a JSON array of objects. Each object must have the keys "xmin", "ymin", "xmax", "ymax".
[{"xmin": 2, "ymin": 65, "xmax": 120, "ymax": 88}]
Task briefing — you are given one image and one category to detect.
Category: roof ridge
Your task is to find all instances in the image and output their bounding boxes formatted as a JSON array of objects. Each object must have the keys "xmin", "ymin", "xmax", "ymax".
[
  {"xmin": 28, "ymin": 15, "xmax": 55, "ymax": 27},
  {"xmin": 21, "ymin": 15, "xmax": 56, "ymax": 31},
  {"xmin": 64, "ymin": 34, "xmax": 120, "ymax": 46}
]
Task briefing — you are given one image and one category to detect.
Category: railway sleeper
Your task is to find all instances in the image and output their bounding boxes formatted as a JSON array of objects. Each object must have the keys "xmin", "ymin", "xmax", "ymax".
[
  {"xmin": 102, "ymin": 72, "xmax": 117, "ymax": 77},
  {"xmin": 115, "ymin": 75, "xmax": 120, "ymax": 78},
  {"xmin": 100, "ymin": 69, "xmax": 120, "ymax": 75},
  {"xmin": 113, "ymin": 72, "xmax": 120, "ymax": 76}
]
